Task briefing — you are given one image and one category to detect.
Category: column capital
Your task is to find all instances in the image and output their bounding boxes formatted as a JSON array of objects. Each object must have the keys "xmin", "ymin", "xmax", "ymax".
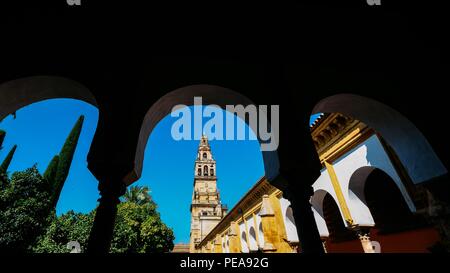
[
  {"xmin": 228, "ymin": 221, "xmax": 239, "ymax": 236},
  {"xmin": 259, "ymin": 194, "xmax": 275, "ymax": 217}
]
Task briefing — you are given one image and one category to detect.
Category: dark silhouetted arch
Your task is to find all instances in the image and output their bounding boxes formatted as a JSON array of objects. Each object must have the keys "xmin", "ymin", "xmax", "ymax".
[{"xmin": 313, "ymin": 94, "xmax": 447, "ymax": 185}]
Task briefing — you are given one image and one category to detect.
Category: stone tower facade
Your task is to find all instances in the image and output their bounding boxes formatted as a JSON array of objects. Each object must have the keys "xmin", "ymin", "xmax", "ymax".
[{"xmin": 189, "ymin": 135, "xmax": 227, "ymax": 252}]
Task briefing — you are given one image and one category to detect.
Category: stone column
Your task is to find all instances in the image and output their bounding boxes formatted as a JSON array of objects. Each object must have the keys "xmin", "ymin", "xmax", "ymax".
[
  {"xmin": 86, "ymin": 178, "xmax": 126, "ymax": 254},
  {"xmin": 259, "ymin": 195, "xmax": 278, "ymax": 252},
  {"xmin": 205, "ymin": 241, "xmax": 212, "ymax": 253},
  {"xmin": 321, "ymin": 238, "xmax": 328, "ymax": 253},
  {"xmin": 228, "ymin": 221, "xmax": 241, "ymax": 253},
  {"xmin": 282, "ymin": 177, "xmax": 325, "ymax": 253},
  {"xmin": 347, "ymin": 220, "xmax": 376, "ymax": 253},
  {"xmin": 214, "ymin": 235, "xmax": 223, "ymax": 253}
]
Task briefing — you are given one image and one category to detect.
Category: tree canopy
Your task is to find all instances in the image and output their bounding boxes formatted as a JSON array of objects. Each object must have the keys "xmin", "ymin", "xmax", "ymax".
[
  {"xmin": 0, "ymin": 121, "xmax": 174, "ymax": 253},
  {"xmin": 34, "ymin": 185, "xmax": 174, "ymax": 253},
  {"xmin": 0, "ymin": 166, "xmax": 53, "ymax": 252},
  {"xmin": 123, "ymin": 185, "xmax": 152, "ymax": 205}
]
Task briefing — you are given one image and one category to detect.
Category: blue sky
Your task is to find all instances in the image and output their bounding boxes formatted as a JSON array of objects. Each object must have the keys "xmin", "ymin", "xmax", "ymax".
[{"xmin": 0, "ymin": 99, "xmax": 321, "ymax": 244}]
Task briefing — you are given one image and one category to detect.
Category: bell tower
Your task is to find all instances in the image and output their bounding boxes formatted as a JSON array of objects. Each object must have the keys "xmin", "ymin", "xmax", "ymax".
[{"xmin": 189, "ymin": 135, "xmax": 227, "ymax": 252}]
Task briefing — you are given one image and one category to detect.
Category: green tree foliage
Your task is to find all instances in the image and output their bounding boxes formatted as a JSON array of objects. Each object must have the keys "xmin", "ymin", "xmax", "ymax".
[
  {"xmin": 43, "ymin": 155, "xmax": 59, "ymax": 193},
  {"xmin": 52, "ymin": 116, "xmax": 84, "ymax": 206},
  {"xmin": 0, "ymin": 131, "xmax": 16, "ymax": 188},
  {"xmin": 0, "ymin": 169, "xmax": 6, "ymax": 188},
  {"xmin": 112, "ymin": 197, "xmax": 175, "ymax": 253},
  {"xmin": 0, "ymin": 117, "xmax": 87, "ymax": 252},
  {"xmin": 123, "ymin": 185, "xmax": 152, "ymax": 205},
  {"xmin": 140, "ymin": 214, "xmax": 176, "ymax": 253},
  {"xmin": 35, "ymin": 185, "xmax": 174, "ymax": 253},
  {"xmin": 33, "ymin": 210, "xmax": 94, "ymax": 253},
  {"xmin": 0, "ymin": 166, "xmax": 53, "ymax": 252},
  {"xmin": 0, "ymin": 130, "xmax": 4, "ymax": 185},
  {"xmin": 1, "ymin": 145, "xmax": 17, "ymax": 172}
]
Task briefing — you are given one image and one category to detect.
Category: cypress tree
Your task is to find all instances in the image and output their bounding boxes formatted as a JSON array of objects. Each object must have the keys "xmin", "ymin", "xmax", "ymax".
[
  {"xmin": 0, "ymin": 145, "xmax": 17, "ymax": 173},
  {"xmin": 52, "ymin": 115, "xmax": 84, "ymax": 205},
  {"xmin": 43, "ymin": 155, "xmax": 59, "ymax": 189},
  {"xmin": 0, "ymin": 130, "xmax": 7, "ymax": 187},
  {"xmin": 0, "ymin": 130, "xmax": 5, "ymax": 151}
]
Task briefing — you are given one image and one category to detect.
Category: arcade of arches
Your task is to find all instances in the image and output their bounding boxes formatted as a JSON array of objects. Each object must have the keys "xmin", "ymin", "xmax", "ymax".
[
  {"xmin": 1, "ymin": 1, "xmax": 450, "ymax": 254},
  {"xmin": 1, "ymin": 73, "xmax": 450, "ymax": 253},
  {"xmin": 189, "ymin": 113, "xmax": 445, "ymax": 253}
]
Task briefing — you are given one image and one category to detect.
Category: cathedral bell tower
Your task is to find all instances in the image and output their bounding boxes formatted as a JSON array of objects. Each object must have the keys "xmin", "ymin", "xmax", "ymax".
[{"xmin": 189, "ymin": 135, "xmax": 227, "ymax": 252}]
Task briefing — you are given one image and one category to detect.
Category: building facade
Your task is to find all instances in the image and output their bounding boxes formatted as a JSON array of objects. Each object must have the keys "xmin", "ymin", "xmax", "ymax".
[
  {"xmin": 195, "ymin": 177, "xmax": 297, "ymax": 253},
  {"xmin": 192, "ymin": 113, "xmax": 440, "ymax": 253}
]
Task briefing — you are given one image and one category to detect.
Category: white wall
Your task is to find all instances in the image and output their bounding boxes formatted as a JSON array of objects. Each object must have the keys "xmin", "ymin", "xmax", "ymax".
[
  {"xmin": 311, "ymin": 170, "xmax": 342, "ymax": 236},
  {"xmin": 312, "ymin": 94, "xmax": 447, "ymax": 184},
  {"xmin": 245, "ymin": 215, "xmax": 258, "ymax": 251},
  {"xmin": 279, "ymin": 197, "xmax": 299, "ymax": 242},
  {"xmin": 311, "ymin": 134, "xmax": 415, "ymax": 228},
  {"xmin": 239, "ymin": 222, "xmax": 248, "ymax": 253},
  {"xmin": 255, "ymin": 210, "xmax": 265, "ymax": 248},
  {"xmin": 241, "ymin": 231, "xmax": 249, "ymax": 253},
  {"xmin": 225, "ymin": 234, "xmax": 229, "ymax": 253}
]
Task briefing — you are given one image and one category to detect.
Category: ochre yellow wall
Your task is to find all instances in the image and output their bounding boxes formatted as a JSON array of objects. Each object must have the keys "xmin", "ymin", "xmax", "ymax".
[{"xmin": 199, "ymin": 190, "xmax": 297, "ymax": 253}]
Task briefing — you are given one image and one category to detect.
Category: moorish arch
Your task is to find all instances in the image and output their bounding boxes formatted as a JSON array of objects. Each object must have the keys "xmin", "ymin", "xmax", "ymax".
[
  {"xmin": 322, "ymin": 193, "xmax": 358, "ymax": 244},
  {"xmin": 0, "ymin": 76, "xmax": 98, "ymax": 121},
  {"xmin": 312, "ymin": 94, "xmax": 447, "ymax": 185},
  {"xmin": 347, "ymin": 166, "xmax": 414, "ymax": 228},
  {"xmin": 0, "ymin": 75, "xmax": 99, "ymax": 207},
  {"xmin": 350, "ymin": 167, "xmax": 439, "ymax": 252},
  {"xmin": 311, "ymin": 190, "xmax": 361, "ymax": 252},
  {"xmin": 311, "ymin": 189, "xmax": 339, "ymax": 238},
  {"xmin": 241, "ymin": 231, "xmax": 249, "ymax": 253},
  {"xmin": 131, "ymin": 84, "xmax": 280, "ymax": 185},
  {"xmin": 352, "ymin": 167, "xmax": 427, "ymax": 232},
  {"xmin": 248, "ymin": 226, "xmax": 258, "ymax": 251}
]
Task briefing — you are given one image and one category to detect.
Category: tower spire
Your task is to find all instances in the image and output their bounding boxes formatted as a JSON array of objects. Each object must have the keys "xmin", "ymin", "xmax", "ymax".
[{"xmin": 189, "ymin": 135, "xmax": 227, "ymax": 252}]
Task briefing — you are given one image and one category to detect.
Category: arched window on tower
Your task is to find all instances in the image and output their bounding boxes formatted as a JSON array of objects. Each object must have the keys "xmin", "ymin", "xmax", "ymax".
[
  {"xmin": 210, "ymin": 168, "xmax": 214, "ymax": 176},
  {"xmin": 204, "ymin": 165, "xmax": 208, "ymax": 176},
  {"xmin": 203, "ymin": 152, "xmax": 207, "ymax": 159},
  {"xmin": 197, "ymin": 168, "xmax": 202, "ymax": 176}
]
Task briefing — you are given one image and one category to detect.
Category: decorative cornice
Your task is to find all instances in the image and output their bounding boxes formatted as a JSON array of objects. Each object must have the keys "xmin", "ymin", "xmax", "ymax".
[
  {"xmin": 197, "ymin": 176, "xmax": 275, "ymax": 247},
  {"xmin": 311, "ymin": 113, "xmax": 373, "ymax": 164},
  {"xmin": 259, "ymin": 194, "xmax": 275, "ymax": 216}
]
